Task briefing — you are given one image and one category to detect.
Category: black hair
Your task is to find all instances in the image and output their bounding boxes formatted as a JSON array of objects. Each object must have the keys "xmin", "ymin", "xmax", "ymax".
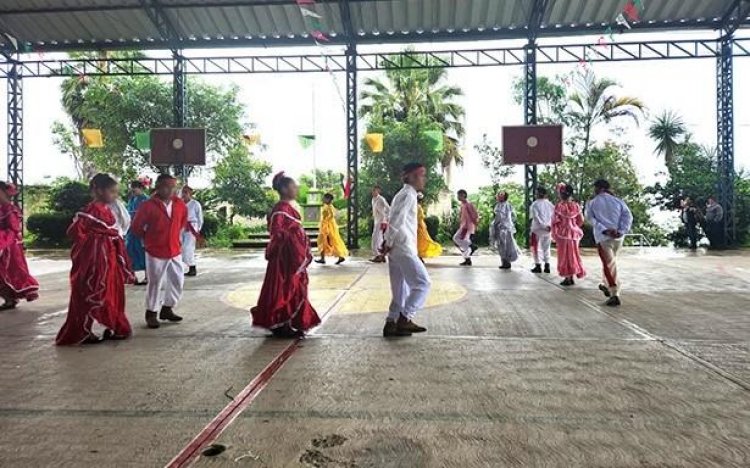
[
  {"xmin": 536, "ymin": 186, "xmax": 548, "ymax": 197},
  {"xmin": 130, "ymin": 180, "xmax": 145, "ymax": 189},
  {"xmin": 323, "ymin": 193, "xmax": 334, "ymax": 202},
  {"xmin": 372, "ymin": 184, "xmax": 381, "ymax": 191},
  {"xmin": 498, "ymin": 191, "xmax": 509, "ymax": 201},
  {"xmin": 272, "ymin": 172, "xmax": 294, "ymax": 195},
  {"xmin": 457, "ymin": 189, "xmax": 467, "ymax": 197},
  {"xmin": 559, "ymin": 183, "xmax": 574, "ymax": 200},
  {"xmin": 593, "ymin": 179, "xmax": 610, "ymax": 191},
  {"xmin": 401, "ymin": 162, "xmax": 425, "ymax": 175},
  {"xmin": 156, "ymin": 173, "xmax": 176, "ymax": 185},
  {"xmin": 89, "ymin": 173, "xmax": 118, "ymax": 191},
  {"xmin": 0, "ymin": 181, "xmax": 12, "ymax": 194}
]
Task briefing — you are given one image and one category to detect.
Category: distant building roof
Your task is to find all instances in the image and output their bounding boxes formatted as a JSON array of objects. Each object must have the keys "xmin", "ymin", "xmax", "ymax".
[{"xmin": 0, "ymin": 0, "xmax": 748, "ymax": 52}]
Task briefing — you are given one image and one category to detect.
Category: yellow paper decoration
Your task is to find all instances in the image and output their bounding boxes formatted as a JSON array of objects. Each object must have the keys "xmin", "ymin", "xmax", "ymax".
[
  {"xmin": 242, "ymin": 133, "xmax": 261, "ymax": 146},
  {"xmin": 82, "ymin": 128, "xmax": 104, "ymax": 148},
  {"xmin": 365, "ymin": 133, "xmax": 383, "ymax": 153}
]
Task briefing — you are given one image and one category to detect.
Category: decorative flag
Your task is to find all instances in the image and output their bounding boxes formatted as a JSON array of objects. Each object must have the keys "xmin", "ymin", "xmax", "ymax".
[
  {"xmin": 342, "ymin": 176, "xmax": 353, "ymax": 199},
  {"xmin": 298, "ymin": 134, "xmax": 316, "ymax": 149},
  {"xmin": 365, "ymin": 133, "xmax": 384, "ymax": 153},
  {"xmin": 296, "ymin": 0, "xmax": 315, "ymax": 4},
  {"xmin": 242, "ymin": 133, "xmax": 261, "ymax": 146},
  {"xmin": 300, "ymin": 7, "xmax": 321, "ymax": 18},
  {"xmin": 604, "ymin": 26, "xmax": 615, "ymax": 41},
  {"xmin": 423, "ymin": 130, "xmax": 444, "ymax": 152},
  {"xmin": 615, "ymin": 13, "xmax": 631, "ymax": 30},
  {"xmin": 2, "ymin": 33, "xmax": 18, "ymax": 51},
  {"xmin": 309, "ymin": 17, "xmax": 323, "ymax": 31},
  {"xmin": 135, "ymin": 131, "xmax": 151, "ymax": 151},
  {"xmin": 310, "ymin": 30, "xmax": 329, "ymax": 42},
  {"xmin": 634, "ymin": 0, "xmax": 645, "ymax": 10},
  {"xmin": 623, "ymin": 1, "xmax": 640, "ymax": 21},
  {"xmin": 597, "ymin": 36, "xmax": 608, "ymax": 48},
  {"xmin": 82, "ymin": 129, "xmax": 104, "ymax": 148}
]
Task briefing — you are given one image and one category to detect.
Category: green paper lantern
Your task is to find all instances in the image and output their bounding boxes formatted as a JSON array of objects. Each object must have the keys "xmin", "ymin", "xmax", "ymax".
[{"xmin": 135, "ymin": 131, "xmax": 151, "ymax": 151}]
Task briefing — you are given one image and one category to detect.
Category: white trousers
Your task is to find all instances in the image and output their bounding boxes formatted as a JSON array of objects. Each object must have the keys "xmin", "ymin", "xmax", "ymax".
[
  {"xmin": 145, "ymin": 253, "xmax": 184, "ymax": 312},
  {"xmin": 597, "ymin": 238, "xmax": 624, "ymax": 296},
  {"xmin": 452, "ymin": 230, "xmax": 473, "ymax": 259},
  {"xmin": 371, "ymin": 225, "xmax": 386, "ymax": 257},
  {"xmin": 387, "ymin": 254, "xmax": 431, "ymax": 321},
  {"xmin": 532, "ymin": 230, "xmax": 552, "ymax": 264},
  {"xmin": 181, "ymin": 230, "xmax": 197, "ymax": 267}
]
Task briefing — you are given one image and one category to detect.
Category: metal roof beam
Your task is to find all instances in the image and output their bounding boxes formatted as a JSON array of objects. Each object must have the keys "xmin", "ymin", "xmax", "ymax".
[
  {"xmin": 139, "ymin": 0, "xmax": 180, "ymax": 42},
  {"xmin": 721, "ymin": 0, "xmax": 750, "ymax": 34},
  {"xmin": 338, "ymin": 0, "xmax": 355, "ymax": 45},
  {"xmin": 528, "ymin": 0, "xmax": 550, "ymax": 42}
]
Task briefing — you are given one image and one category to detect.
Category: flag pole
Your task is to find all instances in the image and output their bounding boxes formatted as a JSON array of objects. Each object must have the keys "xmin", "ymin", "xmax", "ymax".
[{"xmin": 312, "ymin": 83, "xmax": 318, "ymax": 190}]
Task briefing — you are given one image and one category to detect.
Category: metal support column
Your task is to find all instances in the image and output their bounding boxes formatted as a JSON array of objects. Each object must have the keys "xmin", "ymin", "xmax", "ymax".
[
  {"xmin": 716, "ymin": 33, "xmax": 735, "ymax": 245},
  {"xmin": 345, "ymin": 43, "xmax": 359, "ymax": 249},
  {"xmin": 523, "ymin": 42, "xmax": 538, "ymax": 248},
  {"xmin": 7, "ymin": 57, "xmax": 23, "ymax": 214},
  {"xmin": 172, "ymin": 49, "xmax": 187, "ymax": 179}
]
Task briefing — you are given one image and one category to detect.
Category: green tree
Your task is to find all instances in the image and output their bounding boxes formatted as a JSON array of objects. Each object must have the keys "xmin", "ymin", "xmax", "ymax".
[
  {"xmin": 359, "ymin": 51, "xmax": 465, "ymax": 182},
  {"xmin": 53, "ymin": 53, "xmax": 245, "ymax": 182},
  {"xmin": 475, "ymin": 134, "xmax": 514, "ymax": 188},
  {"xmin": 212, "ymin": 145, "xmax": 273, "ymax": 224},
  {"xmin": 648, "ymin": 110, "xmax": 688, "ymax": 169}
]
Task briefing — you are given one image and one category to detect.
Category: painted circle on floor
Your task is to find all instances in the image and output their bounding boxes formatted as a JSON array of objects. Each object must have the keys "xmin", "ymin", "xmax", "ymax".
[{"xmin": 224, "ymin": 273, "xmax": 466, "ymax": 315}]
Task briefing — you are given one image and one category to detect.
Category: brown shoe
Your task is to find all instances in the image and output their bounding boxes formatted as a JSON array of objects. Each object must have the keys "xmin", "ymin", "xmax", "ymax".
[
  {"xmin": 383, "ymin": 320, "xmax": 412, "ymax": 337},
  {"xmin": 397, "ymin": 315, "xmax": 427, "ymax": 333},
  {"xmin": 145, "ymin": 310, "xmax": 160, "ymax": 329},
  {"xmin": 159, "ymin": 306, "xmax": 183, "ymax": 322}
]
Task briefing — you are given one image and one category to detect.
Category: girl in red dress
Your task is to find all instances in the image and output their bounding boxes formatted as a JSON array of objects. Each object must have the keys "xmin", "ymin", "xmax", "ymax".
[
  {"xmin": 0, "ymin": 181, "xmax": 39, "ymax": 310},
  {"xmin": 56, "ymin": 174, "xmax": 134, "ymax": 345},
  {"xmin": 552, "ymin": 183, "xmax": 586, "ymax": 286},
  {"xmin": 251, "ymin": 172, "xmax": 320, "ymax": 338}
]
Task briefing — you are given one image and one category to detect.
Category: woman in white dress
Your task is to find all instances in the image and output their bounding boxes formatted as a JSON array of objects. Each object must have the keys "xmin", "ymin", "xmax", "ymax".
[{"xmin": 489, "ymin": 191, "xmax": 520, "ymax": 270}]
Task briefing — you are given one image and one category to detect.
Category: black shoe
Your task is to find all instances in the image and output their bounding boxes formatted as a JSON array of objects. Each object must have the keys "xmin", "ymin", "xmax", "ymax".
[
  {"xmin": 459, "ymin": 259, "xmax": 472, "ymax": 266},
  {"xmin": 159, "ymin": 306, "xmax": 183, "ymax": 322},
  {"xmin": 605, "ymin": 296, "xmax": 621, "ymax": 307},
  {"xmin": 560, "ymin": 278, "xmax": 574, "ymax": 286},
  {"xmin": 103, "ymin": 329, "xmax": 129, "ymax": 340},
  {"xmin": 397, "ymin": 315, "xmax": 427, "ymax": 333},
  {"xmin": 82, "ymin": 333, "xmax": 103, "ymax": 344},
  {"xmin": 383, "ymin": 321, "xmax": 412, "ymax": 337},
  {"xmin": 314, "ymin": 259, "xmax": 325, "ymax": 265},
  {"xmin": 470, "ymin": 244, "xmax": 478, "ymax": 256},
  {"xmin": 145, "ymin": 310, "xmax": 160, "ymax": 329},
  {"xmin": 185, "ymin": 266, "xmax": 197, "ymax": 277},
  {"xmin": 0, "ymin": 300, "xmax": 18, "ymax": 311},
  {"xmin": 271, "ymin": 325, "xmax": 298, "ymax": 338},
  {"xmin": 598, "ymin": 284, "xmax": 612, "ymax": 298},
  {"xmin": 544, "ymin": 263, "xmax": 551, "ymax": 274},
  {"xmin": 531, "ymin": 264, "xmax": 542, "ymax": 273},
  {"xmin": 336, "ymin": 257, "xmax": 345, "ymax": 265},
  {"xmin": 499, "ymin": 262, "xmax": 511, "ymax": 270}
]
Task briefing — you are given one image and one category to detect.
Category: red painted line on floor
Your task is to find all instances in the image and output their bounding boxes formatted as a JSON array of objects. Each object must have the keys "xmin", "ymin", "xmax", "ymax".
[
  {"xmin": 165, "ymin": 340, "xmax": 300, "ymax": 468},
  {"xmin": 165, "ymin": 266, "xmax": 370, "ymax": 468}
]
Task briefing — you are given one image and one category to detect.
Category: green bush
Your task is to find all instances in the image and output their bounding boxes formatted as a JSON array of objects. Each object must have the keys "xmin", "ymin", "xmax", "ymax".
[
  {"xmin": 208, "ymin": 223, "xmax": 250, "ymax": 248},
  {"xmin": 26, "ymin": 212, "xmax": 73, "ymax": 246},
  {"xmin": 425, "ymin": 215, "xmax": 440, "ymax": 241},
  {"xmin": 49, "ymin": 180, "xmax": 90, "ymax": 213},
  {"xmin": 201, "ymin": 213, "xmax": 220, "ymax": 238}
]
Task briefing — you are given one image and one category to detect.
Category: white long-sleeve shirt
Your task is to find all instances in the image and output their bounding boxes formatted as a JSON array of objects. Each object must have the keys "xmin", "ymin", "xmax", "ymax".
[
  {"xmin": 372, "ymin": 194, "xmax": 390, "ymax": 225},
  {"xmin": 586, "ymin": 192, "xmax": 633, "ymax": 244},
  {"xmin": 384, "ymin": 184, "xmax": 418, "ymax": 257},
  {"xmin": 185, "ymin": 199, "xmax": 204, "ymax": 231},
  {"xmin": 530, "ymin": 198, "xmax": 555, "ymax": 233}
]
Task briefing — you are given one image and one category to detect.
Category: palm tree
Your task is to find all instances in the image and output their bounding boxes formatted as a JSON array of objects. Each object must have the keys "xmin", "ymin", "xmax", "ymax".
[
  {"xmin": 568, "ymin": 70, "xmax": 646, "ymax": 154},
  {"xmin": 648, "ymin": 110, "xmax": 687, "ymax": 168},
  {"xmin": 359, "ymin": 52, "xmax": 465, "ymax": 181}
]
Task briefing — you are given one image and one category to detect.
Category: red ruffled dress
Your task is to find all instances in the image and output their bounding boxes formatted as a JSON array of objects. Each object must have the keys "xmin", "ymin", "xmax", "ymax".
[
  {"xmin": 56, "ymin": 202, "xmax": 134, "ymax": 345},
  {"xmin": 0, "ymin": 203, "xmax": 39, "ymax": 304},
  {"xmin": 251, "ymin": 201, "xmax": 320, "ymax": 333}
]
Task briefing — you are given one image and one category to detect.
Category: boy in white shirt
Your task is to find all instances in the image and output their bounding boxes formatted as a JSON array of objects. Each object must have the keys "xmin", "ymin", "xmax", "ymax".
[
  {"xmin": 181, "ymin": 186, "xmax": 204, "ymax": 277},
  {"xmin": 529, "ymin": 186, "xmax": 555, "ymax": 273}
]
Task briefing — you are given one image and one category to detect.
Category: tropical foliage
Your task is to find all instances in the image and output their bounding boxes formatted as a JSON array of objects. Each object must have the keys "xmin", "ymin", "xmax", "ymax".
[
  {"xmin": 212, "ymin": 145, "xmax": 274, "ymax": 224},
  {"xmin": 648, "ymin": 110, "xmax": 688, "ymax": 169}
]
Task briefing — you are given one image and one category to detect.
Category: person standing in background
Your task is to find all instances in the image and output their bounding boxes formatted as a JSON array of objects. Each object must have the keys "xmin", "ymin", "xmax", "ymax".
[
  {"xmin": 680, "ymin": 197, "xmax": 701, "ymax": 251},
  {"xmin": 181, "ymin": 186, "xmax": 204, "ymax": 277},
  {"xmin": 453, "ymin": 189, "xmax": 479, "ymax": 266},
  {"xmin": 370, "ymin": 185, "xmax": 390, "ymax": 263},
  {"xmin": 489, "ymin": 191, "xmax": 520, "ymax": 270},
  {"xmin": 705, "ymin": 196, "xmax": 725, "ymax": 249},
  {"xmin": 529, "ymin": 186, "xmax": 555, "ymax": 274},
  {"xmin": 586, "ymin": 179, "xmax": 633, "ymax": 307},
  {"xmin": 126, "ymin": 179, "xmax": 150, "ymax": 285}
]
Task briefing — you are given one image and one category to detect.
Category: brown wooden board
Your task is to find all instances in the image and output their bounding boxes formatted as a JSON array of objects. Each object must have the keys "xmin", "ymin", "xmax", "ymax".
[
  {"xmin": 502, "ymin": 125, "xmax": 563, "ymax": 165},
  {"xmin": 150, "ymin": 128, "xmax": 206, "ymax": 166}
]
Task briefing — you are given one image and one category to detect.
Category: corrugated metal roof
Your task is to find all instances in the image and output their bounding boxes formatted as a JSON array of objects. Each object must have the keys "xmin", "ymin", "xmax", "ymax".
[{"xmin": 0, "ymin": 0, "xmax": 746, "ymax": 52}]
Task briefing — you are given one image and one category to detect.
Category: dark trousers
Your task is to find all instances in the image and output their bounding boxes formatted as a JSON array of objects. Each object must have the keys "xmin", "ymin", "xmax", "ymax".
[
  {"xmin": 706, "ymin": 221, "xmax": 725, "ymax": 249},
  {"xmin": 685, "ymin": 223, "xmax": 698, "ymax": 250}
]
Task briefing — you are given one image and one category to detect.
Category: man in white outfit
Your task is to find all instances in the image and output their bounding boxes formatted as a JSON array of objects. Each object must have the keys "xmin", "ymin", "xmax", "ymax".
[
  {"xmin": 181, "ymin": 186, "xmax": 204, "ymax": 277},
  {"xmin": 586, "ymin": 179, "xmax": 633, "ymax": 307},
  {"xmin": 529, "ymin": 186, "xmax": 555, "ymax": 274},
  {"xmin": 382, "ymin": 162, "xmax": 431, "ymax": 337},
  {"xmin": 370, "ymin": 185, "xmax": 390, "ymax": 263}
]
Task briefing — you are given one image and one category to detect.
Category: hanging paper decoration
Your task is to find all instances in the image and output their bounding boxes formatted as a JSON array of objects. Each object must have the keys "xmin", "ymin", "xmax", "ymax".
[
  {"xmin": 310, "ymin": 30, "xmax": 329, "ymax": 42},
  {"xmin": 82, "ymin": 129, "xmax": 104, "ymax": 148},
  {"xmin": 423, "ymin": 130, "xmax": 444, "ymax": 152},
  {"xmin": 135, "ymin": 131, "xmax": 151, "ymax": 151},
  {"xmin": 623, "ymin": 1, "xmax": 640, "ymax": 21},
  {"xmin": 633, "ymin": 0, "xmax": 645, "ymax": 9},
  {"xmin": 242, "ymin": 133, "xmax": 261, "ymax": 146},
  {"xmin": 342, "ymin": 176, "xmax": 353, "ymax": 200},
  {"xmin": 298, "ymin": 134, "xmax": 316, "ymax": 149},
  {"xmin": 365, "ymin": 133, "xmax": 384, "ymax": 153},
  {"xmin": 300, "ymin": 7, "xmax": 321, "ymax": 18},
  {"xmin": 615, "ymin": 13, "xmax": 631, "ymax": 30}
]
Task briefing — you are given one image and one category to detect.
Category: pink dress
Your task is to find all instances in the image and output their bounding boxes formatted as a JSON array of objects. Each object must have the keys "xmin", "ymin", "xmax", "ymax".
[{"xmin": 552, "ymin": 201, "xmax": 586, "ymax": 279}]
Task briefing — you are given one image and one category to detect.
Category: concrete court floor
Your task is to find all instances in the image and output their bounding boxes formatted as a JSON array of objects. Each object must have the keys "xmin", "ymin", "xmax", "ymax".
[{"xmin": 1, "ymin": 248, "xmax": 749, "ymax": 467}]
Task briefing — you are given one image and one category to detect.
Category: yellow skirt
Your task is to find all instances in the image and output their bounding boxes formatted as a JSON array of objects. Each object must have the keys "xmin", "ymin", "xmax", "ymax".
[
  {"xmin": 417, "ymin": 223, "xmax": 442, "ymax": 258},
  {"xmin": 318, "ymin": 219, "xmax": 349, "ymax": 258}
]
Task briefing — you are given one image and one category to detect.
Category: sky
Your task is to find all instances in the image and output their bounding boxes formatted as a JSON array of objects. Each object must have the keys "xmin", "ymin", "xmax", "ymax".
[{"xmin": 1, "ymin": 30, "xmax": 749, "ymax": 196}]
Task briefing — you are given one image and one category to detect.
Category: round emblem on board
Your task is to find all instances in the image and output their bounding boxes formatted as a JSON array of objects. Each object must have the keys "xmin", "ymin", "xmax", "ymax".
[
  {"xmin": 527, "ymin": 136, "xmax": 538, "ymax": 148},
  {"xmin": 172, "ymin": 138, "xmax": 184, "ymax": 150}
]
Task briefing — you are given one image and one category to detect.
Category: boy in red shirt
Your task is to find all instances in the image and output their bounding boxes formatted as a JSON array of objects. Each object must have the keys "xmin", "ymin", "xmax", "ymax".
[{"xmin": 131, "ymin": 174, "xmax": 188, "ymax": 328}]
